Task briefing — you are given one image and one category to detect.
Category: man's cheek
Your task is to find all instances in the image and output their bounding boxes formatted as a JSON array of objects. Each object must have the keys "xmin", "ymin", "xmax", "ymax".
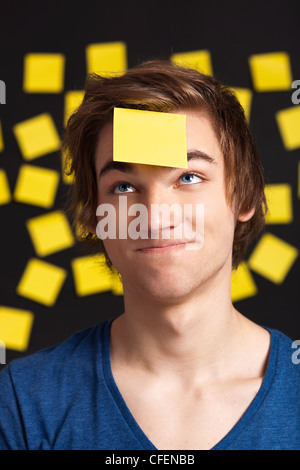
[
  {"xmin": 183, "ymin": 203, "xmax": 205, "ymax": 250},
  {"xmin": 204, "ymin": 204, "xmax": 232, "ymax": 241}
]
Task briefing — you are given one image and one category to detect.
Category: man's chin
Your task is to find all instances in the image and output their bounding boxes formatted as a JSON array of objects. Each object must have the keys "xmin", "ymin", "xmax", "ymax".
[{"xmin": 126, "ymin": 273, "xmax": 200, "ymax": 303}]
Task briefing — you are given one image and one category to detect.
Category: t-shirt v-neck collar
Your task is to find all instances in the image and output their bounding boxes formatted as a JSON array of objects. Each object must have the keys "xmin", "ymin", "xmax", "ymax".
[{"xmin": 101, "ymin": 319, "xmax": 279, "ymax": 450}]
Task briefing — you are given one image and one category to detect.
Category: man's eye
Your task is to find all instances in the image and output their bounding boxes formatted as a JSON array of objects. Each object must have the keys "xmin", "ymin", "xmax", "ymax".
[
  {"xmin": 112, "ymin": 183, "xmax": 136, "ymax": 194},
  {"xmin": 180, "ymin": 173, "xmax": 203, "ymax": 185}
]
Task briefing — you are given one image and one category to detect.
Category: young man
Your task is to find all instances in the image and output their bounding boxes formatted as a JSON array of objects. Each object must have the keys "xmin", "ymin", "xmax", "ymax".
[{"xmin": 0, "ymin": 61, "xmax": 299, "ymax": 450}]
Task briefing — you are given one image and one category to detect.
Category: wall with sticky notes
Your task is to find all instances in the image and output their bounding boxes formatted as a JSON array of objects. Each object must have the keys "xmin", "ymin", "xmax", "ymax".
[
  {"xmin": 0, "ymin": 1, "xmax": 299, "ymax": 369},
  {"xmin": 0, "ymin": 121, "xmax": 4, "ymax": 153}
]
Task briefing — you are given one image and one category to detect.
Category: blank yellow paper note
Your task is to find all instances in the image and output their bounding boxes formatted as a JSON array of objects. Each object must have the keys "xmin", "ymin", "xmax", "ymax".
[
  {"xmin": 230, "ymin": 87, "xmax": 253, "ymax": 122},
  {"xmin": 13, "ymin": 113, "xmax": 61, "ymax": 160},
  {"xmin": 71, "ymin": 254, "xmax": 122, "ymax": 296},
  {"xmin": 0, "ymin": 168, "xmax": 11, "ymax": 205},
  {"xmin": 111, "ymin": 272, "xmax": 123, "ymax": 296},
  {"xmin": 249, "ymin": 52, "xmax": 293, "ymax": 92},
  {"xmin": 0, "ymin": 306, "xmax": 34, "ymax": 352},
  {"xmin": 231, "ymin": 262, "xmax": 258, "ymax": 302},
  {"xmin": 61, "ymin": 148, "xmax": 75, "ymax": 184},
  {"xmin": 23, "ymin": 53, "xmax": 65, "ymax": 93},
  {"xmin": 0, "ymin": 120, "xmax": 4, "ymax": 152},
  {"xmin": 248, "ymin": 233, "xmax": 299, "ymax": 284},
  {"xmin": 113, "ymin": 108, "xmax": 187, "ymax": 168},
  {"xmin": 171, "ymin": 50, "xmax": 213, "ymax": 76},
  {"xmin": 16, "ymin": 258, "xmax": 67, "ymax": 306},
  {"xmin": 276, "ymin": 106, "xmax": 300, "ymax": 150},
  {"xmin": 64, "ymin": 90, "xmax": 84, "ymax": 127},
  {"xmin": 264, "ymin": 184, "xmax": 293, "ymax": 224},
  {"xmin": 26, "ymin": 211, "xmax": 74, "ymax": 257},
  {"xmin": 86, "ymin": 42, "xmax": 127, "ymax": 76},
  {"xmin": 14, "ymin": 164, "xmax": 60, "ymax": 208}
]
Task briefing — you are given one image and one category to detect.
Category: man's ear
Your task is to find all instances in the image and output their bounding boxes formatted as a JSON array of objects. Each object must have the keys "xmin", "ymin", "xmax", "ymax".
[{"xmin": 237, "ymin": 207, "xmax": 255, "ymax": 222}]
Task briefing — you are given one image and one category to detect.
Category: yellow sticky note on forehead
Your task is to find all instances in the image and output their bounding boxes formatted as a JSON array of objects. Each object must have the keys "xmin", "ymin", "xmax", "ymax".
[{"xmin": 113, "ymin": 108, "xmax": 188, "ymax": 168}]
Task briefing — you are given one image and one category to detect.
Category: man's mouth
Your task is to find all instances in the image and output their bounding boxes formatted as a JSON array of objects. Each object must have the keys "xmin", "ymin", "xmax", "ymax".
[{"xmin": 137, "ymin": 241, "xmax": 190, "ymax": 253}]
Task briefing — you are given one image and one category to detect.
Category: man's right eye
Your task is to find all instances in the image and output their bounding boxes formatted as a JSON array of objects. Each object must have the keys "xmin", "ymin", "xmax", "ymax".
[{"xmin": 111, "ymin": 182, "xmax": 136, "ymax": 194}]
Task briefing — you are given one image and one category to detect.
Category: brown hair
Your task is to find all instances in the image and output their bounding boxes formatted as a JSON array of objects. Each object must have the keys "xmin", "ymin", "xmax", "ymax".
[{"xmin": 62, "ymin": 59, "xmax": 268, "ymax": 271}]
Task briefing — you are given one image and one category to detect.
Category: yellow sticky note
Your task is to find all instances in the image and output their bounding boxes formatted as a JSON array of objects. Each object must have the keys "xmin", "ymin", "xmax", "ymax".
[
  {"xmin": 0, "ymin": 120, "xmax": 4, "ymax": 152},
  {"xmin": 71, "ymin": 254, "xmax": 117, "ymax": 296},
  {"xmin": 276, "ymin": 106, "xmax": 300, "ymax": 150},
  {"xmin": 231, "ymin": 262, "xmax": 258, "ymax": 302},
  {"xmin": 0, "ymin": 168, "xmax": 11, "ymax": 205},
  {"xmin": 249, "ymin": 52, "xmax": 293, "ymax": 92},
  {"xmin": 0, "ymin": 306, "xmax": 34, "ymax": 352},
  {"xmin": 113, "ymin": 107, "xmax": 187, "ymax": 168},
  {"xmin": 26, "ymin": 211, "xmax": 74, "ymax": 257},
  {"xmin": 171, "ymin": 50, "xmax": 213, "ymax": 76},
  {"xmin": 14, "ymin": 164, "xmax": 60, "ymax": 208},
  {"xmin": 64, "ymin": 90, "xmax": 84, "ymax": 127},
  {"xmin": 230, "ymin": 87, "xmax": 253, "ymax": 122},
  {"xmin": 61, "ymin": 148, "xmax": 75, "ymax": 184},
  {"xmin": 86, "ymin": 41, "xmax": 127, "ymax": 76},
  {"xmin": 111, "ymin": 272, "xmax": 123, "ymax": 296},
  {"xmin": 248, "ymin": 233, "xmax": 299, "ymax": 284},
  {"xmin": 13, "ymin": 113, "xmax": 61, "ymax": 160},
  {"xmin": 16, "ymin": 258, "xmax": 67, "ymax": 306},
  {"xmin": 264, "ymin": 184, "xmax": 293, "ymax": 224},
  {"xmin": 23, "ymin": 53, "xmax": 65, "ymax": 93}
]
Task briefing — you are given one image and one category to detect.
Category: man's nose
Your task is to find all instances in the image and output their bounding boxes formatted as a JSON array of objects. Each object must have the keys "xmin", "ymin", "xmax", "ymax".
[{"xmin": 140, "ymin": 185, "xmax": 183, "ymax": 237}]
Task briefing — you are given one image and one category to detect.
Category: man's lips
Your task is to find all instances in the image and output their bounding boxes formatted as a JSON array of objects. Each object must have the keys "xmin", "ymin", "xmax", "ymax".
[{"xmin": 136, "ymin": 241, "xmax": 191, "ymax": 252}]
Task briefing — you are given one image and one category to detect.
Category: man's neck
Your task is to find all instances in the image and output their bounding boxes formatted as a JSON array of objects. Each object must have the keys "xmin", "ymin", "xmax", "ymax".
[{"xmin": 110, "ymin": 268, "xmax": 253, "ymax": 384}]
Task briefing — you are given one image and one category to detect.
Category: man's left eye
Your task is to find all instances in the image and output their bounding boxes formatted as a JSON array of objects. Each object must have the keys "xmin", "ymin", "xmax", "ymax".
[{"xmin": 180, "ymin": 173, "xmax": 203, "ymax": 185}]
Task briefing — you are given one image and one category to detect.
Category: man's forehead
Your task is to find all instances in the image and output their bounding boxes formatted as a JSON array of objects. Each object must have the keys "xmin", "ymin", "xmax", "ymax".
[
  {"xmin": 98, "ymin": 150, "xmax": 217, "ymax": 180},
  {"xmin": 95, "ymin": 108, "xmax": 221, "ymax": 173}
]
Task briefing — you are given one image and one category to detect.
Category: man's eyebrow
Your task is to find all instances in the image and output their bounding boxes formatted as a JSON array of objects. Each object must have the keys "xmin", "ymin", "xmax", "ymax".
[
  {"xmin": 187, "ymin": 150, "xmax": 217, "ymax": 166},
  {"xmin": 99, "ymin": 160, "xmax": 135, "ymax": 179},
  {"xmin": 99, "ymin": 150, "xmax": 217, "ymax": 179},
  {"xmin": 158, "ymin": 151, "xmax": 217, "ymax": 171}
]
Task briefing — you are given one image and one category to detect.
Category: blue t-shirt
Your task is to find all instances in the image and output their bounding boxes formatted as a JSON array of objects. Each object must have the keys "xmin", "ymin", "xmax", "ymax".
[{"xmin": 0, "ymin": 319, "xmax": 299, "ymax": 450}]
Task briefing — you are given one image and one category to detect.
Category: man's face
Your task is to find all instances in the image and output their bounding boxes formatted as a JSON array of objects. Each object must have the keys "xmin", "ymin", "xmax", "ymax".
[{"xmin": 93, "ymin": 110, "xmax": 237, "ymax": 302}]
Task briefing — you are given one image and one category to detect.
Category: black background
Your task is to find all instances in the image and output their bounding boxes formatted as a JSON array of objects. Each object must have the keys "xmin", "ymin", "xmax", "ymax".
[{"xmin": 0, "ymin": 0, "xmax": 299, "ymax": 370}]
